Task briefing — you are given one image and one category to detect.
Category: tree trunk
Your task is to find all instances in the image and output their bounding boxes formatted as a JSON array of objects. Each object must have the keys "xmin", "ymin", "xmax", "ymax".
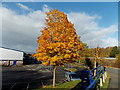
[{"xmin": 53, "ymin": 66, "xmax": 57, "ymax": 87}]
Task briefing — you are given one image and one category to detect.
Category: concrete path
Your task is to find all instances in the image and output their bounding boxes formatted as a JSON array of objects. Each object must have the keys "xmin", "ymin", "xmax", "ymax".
[{"xmin": 106, "ymin": 67, "xmax": 120, "ymax": 89}]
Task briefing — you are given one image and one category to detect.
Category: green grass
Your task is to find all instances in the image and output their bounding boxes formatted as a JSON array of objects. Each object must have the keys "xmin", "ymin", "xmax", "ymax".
[
  {"xmin": 46, "ymin": 80, "xmax": 81, "ymax": 88},
  {"xmin": 100, "ymin": 73, "xmax": 110, "ymax": 89},
  {"xmin": 64, "ymin": 68, "xmax": 77, "ymax": 72},
  {"xmin": 72, "ymin": 64, "xmax": 84, "ymax": 67},
  {"xmin": 57, "ymin": 80, "xmax": 81, "ymax": 88},
  {"xmin": 34, "ymin": 80, "xmax": 81, "ymax": 90}
]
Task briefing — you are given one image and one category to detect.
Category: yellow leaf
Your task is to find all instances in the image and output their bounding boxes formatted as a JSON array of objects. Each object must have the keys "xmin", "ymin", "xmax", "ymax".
[{"xmin": 64, "ymin": 54, "xmax": 70, "ymax": 58}]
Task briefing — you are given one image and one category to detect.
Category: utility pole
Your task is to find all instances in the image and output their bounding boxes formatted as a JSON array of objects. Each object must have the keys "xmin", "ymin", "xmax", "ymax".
[{"xmin": 94, "ymin": 47, "xmax": 99, "ymax": 76}]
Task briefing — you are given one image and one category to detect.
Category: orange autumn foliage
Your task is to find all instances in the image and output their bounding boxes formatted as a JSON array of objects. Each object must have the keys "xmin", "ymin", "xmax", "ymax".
[{"xmin": 33, "ymin": 9, "xmax": 83, "ymax": 66}]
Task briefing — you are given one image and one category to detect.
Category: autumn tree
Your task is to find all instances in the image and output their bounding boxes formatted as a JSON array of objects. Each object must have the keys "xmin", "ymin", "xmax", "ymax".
[
  {"xmin": 33, "ymin": 9, "xmax": 83, "ymax": 87},
  {"xmin": 77, "ymin": 43, "xmax": 92, "ymax": 64},
  {"xmin": 98, "ymin": 47, "xmax": 111, "ymax": 57},
  {"xmin": 110, "ymin": 46, "xmax": 119, "ymax": 57},
  {"xmin": 82, "ymin": 45, "xmax": 92, "ymax": 57}
]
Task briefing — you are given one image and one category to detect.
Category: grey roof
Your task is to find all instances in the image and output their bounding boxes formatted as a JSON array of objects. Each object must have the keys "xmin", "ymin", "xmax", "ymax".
[{"xmin": 1, "ymin": 47, "xmax": 24, "ymax": 53}]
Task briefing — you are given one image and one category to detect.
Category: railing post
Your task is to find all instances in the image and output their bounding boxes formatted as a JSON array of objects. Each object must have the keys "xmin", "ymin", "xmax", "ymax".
[
  {"xmin": 102, "ymin": 66, "xmax": 105, "ymax": 83},
  {"xmin": 102, "ymin": 74, "xmax": 105, "ymax": 83},
  {"xmin": 100, "ymin": 78, "xmax": 103, "ymax": 86},
  {"xmin": 104, "ymin": 72, "xmax": 107, "ymax": 79},
  {"xmin": 94, "ymin": 58, "xmax": 96, "ymax": 76}
]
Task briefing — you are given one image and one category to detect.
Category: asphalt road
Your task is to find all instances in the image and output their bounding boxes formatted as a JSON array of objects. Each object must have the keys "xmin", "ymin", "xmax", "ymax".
[
  {"xmin": 2, "ymin": 64, "xmax": 70, "ymax": 90},
  {"xmin": 106, "ymin": 67, "xmax": 120, "ymax": 89},
  {"xmin": 2, "ymin": 64, "xmax": 53, "ymax": 90},
  {"xmin": 2, "ymin": 64, "xmax": 84, "ymax": 90}
]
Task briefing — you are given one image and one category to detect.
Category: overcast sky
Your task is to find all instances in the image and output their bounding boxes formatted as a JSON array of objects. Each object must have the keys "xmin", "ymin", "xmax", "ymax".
[{"xmin": 1, "ymin": 2, "xmax": 118, "ymax": 53}]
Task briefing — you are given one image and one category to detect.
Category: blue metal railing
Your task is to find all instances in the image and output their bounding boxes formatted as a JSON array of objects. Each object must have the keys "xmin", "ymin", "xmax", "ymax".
[{"xmin": 86, "ymin": 64, "xmax": 105, "ymax": 89}]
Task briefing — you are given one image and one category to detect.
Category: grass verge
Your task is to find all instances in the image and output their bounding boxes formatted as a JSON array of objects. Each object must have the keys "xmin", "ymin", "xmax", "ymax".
[
  {"xmin": 35, "ymin": 80, "xmax": 81, "ymax": 90},
  {"xmin": 46, "ymin": 80, "xmax": 81, "ymax": 88},
  {"xmin": 64, "ymin": 68, "xmax": 77, "ymax": 72},
  {"xmin": 100, "ymin": 72, "xmax": 110, "ymax": 89}
]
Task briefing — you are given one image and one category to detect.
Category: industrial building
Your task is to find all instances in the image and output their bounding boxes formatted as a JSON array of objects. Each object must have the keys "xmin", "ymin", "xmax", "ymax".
[{"xmin": 0, "ymin": 47, "xmax": 24, "ymax": 66}]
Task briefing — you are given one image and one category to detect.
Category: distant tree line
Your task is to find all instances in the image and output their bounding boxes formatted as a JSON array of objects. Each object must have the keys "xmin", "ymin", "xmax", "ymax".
[
  {"xmin": 79, "ymin": 45, "xmax": 119, "ymax": 58},
  {"xmin": 23, "ymin": 53, "xmax": 41, "ymax": 65},
  {"xmin": 78, "ymin": 45, "xmax": 120, "ymax": 69},
  {"xmin": 109, "ymin": 46, "xmax": 119, "ymax": 57}
]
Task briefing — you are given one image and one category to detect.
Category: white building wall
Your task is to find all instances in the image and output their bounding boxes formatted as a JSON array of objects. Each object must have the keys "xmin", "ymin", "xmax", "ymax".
[
  {"xmin": 0, "ymin": 48, "xmax": 23, "ymax": 60},
  {"xmin": 0, "ymin": 48, "xmax": 24, "ymax": 66}
]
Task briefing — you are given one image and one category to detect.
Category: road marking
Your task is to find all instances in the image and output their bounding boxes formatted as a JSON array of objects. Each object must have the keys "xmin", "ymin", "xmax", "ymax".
[{"xmin": 10, "ymin": 83, "xmax": 16, "ymax": 90}]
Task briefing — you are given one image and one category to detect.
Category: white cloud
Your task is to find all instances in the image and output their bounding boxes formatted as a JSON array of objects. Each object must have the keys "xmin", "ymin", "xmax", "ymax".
[
  {"xmin": 17, "ymin": 3, "xmax": 32, "ymax": 11},
  {"xmin": 1, "ymin": 5, "xmax": 47, "ymax": 52},
  {"xmin": 102, "ymin": 37, "xmax": 118, "ymax": 47},
  {"xmin": 1, "ymin": 4, "xmax": 118, "ymax": 52},
  {"xmin": 67, "ymin": 12, "xmax": 118, "ymax": 48}
]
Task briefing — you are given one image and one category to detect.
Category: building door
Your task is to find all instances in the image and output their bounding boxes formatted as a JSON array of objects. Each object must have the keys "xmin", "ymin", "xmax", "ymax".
[{"xmin": 13, "ymin": 60, "xmax": 17, "ymax": 65}]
